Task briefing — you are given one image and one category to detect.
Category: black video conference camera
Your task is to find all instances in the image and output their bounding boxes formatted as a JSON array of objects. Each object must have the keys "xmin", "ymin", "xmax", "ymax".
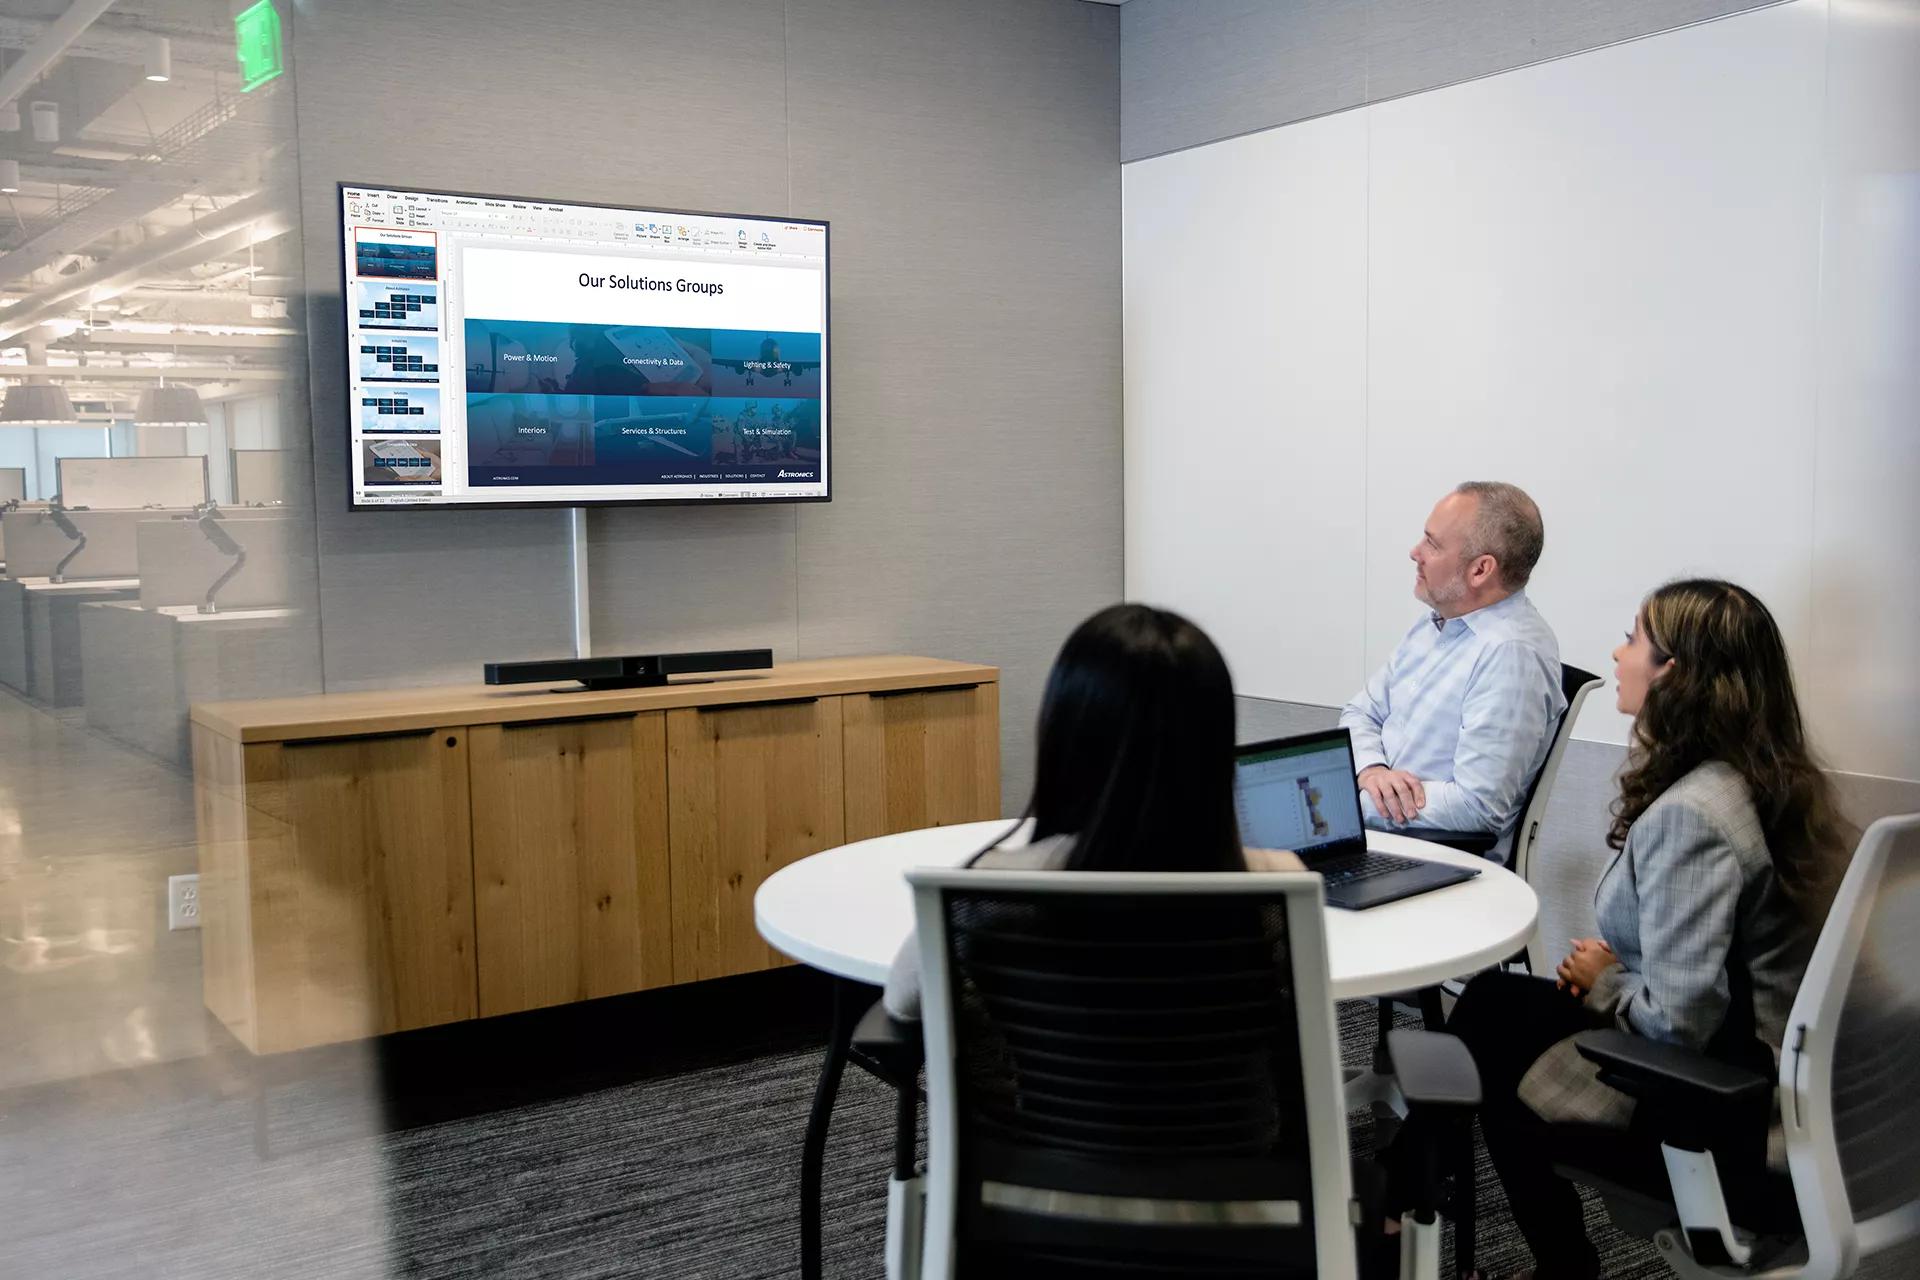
[{"xmin": 484, "ymin": 648, "xmax": 773, "ymax": 692}]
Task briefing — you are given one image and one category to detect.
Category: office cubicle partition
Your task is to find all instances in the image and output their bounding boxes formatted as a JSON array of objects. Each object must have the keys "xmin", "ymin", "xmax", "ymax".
[{"xmin": 56, "ymin": 456, "xmax": 209, "ymax": 510}]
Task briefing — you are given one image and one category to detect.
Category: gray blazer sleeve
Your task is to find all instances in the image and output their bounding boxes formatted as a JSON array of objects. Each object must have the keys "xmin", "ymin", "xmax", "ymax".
[
  {"xmin": 1585, "ymin": 798, "xmax": 1743, "ymax": 1048},
  {"xmin": 882, "ymin": 933, "xmax": 923, "ymax": 1022}
]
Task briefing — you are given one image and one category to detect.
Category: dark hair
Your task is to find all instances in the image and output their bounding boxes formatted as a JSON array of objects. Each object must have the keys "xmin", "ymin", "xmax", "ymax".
[
  {"xmin": 985, "ymin": 603, "xmax": 1245, "ymax": 873},
  {"xmin": 1610, "ymin": 578, "xmax": 1853, "ymax": 922}
]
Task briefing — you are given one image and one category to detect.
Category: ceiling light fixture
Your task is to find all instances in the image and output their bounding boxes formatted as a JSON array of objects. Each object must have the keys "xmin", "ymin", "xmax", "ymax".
[
  {"xmin": 0, "ymin": 383, "xmax": 79, "ymax": 425},
  {"xmin": 144, "ymin": 35, "xmax": 171, "ymax": 83},
  {"xmin": 133, "ymin": 383, "xmax": 208, "ymax": 426},
  {"xmin": 0, "ymin": 159, "xmax": 17, "ymax": 194},
  {"xmin": 29, "ymin": 101, "xmax": 57, "ymax": 144}
]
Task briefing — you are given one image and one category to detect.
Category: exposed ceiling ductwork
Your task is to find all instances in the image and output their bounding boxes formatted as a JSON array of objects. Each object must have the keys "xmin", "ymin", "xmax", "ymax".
[
  {"xmin": 0, "ymin": 178, "xmax": 187, "ymax": 286},
  {"xmin": 0, "ymin": 1, "xmax": 122, "ymax": 118},
  {"xmin": 0, "ymin": 13, "xmax": 233, "ymax": 73},
  {"xmin": 0, "ymin": 187, "xmax": 292, "ymax": 343}
]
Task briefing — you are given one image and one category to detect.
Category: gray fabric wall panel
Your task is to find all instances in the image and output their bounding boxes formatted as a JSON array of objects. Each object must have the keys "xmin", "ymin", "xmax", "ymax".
[
  {"xmin": 1121, "ymin": 0, "xmax": 1787, "ymax": 161},
  {"xmin": 1364, "ymin": 0, "xmax": 1538, "ymax": 102},
  {"xmin": 1501, "ymin": 739, "xmax": 1920, "ymax": 969},
  {"xmin": 1529, "ymin": 0, "xmax": 1779, "ymax": 62},
  {"xmin": 292, "ymin": 0, "xmax": 792, "ymax": 689},
  {"xmin": 785, "ymin": 0, "xmax": 1123, "ymax": 810},
  {"xmin": 291, "ymin": 0, "xmax": 1123, "ymax": 801},
  {"xmin": 1235, "ymin": 695, "xmax": 1339, "ymax": 744},
  {"xmin": 1122, "ymin": 0, "xmax": 1368, "ymax": 163},
  {"xmin": 587, "ymin": 504, "xmax": 801, "ymax": 660}
]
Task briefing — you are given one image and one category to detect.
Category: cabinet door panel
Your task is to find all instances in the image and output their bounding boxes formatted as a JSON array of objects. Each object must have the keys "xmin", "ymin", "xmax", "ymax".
[
  {"xmin": 668, "ymin": 697, "xmax": 844, "ymax": 982},
  {"xmin": 843, "ymin": 683, "xmax": 1000, "ymax": 842},
  {"xmin": 469, "ymin": 712, "xmax": 671, "ymax": 1016},
  {"xmin": 245, "ymin": 727, "xmax": 476, "ymax": 1051}
]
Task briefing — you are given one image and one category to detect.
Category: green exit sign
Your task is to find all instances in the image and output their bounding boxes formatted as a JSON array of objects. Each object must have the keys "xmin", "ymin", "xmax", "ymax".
[{"xmin": 234, "ymin": 0, "xmax": 284, "ymax": 92}]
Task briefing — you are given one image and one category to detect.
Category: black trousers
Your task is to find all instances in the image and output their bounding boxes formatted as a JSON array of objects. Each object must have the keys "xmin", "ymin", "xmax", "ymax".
[{"xmin": 1444, "ymin": 971, "xmax": 1623, "ymax": 1277}]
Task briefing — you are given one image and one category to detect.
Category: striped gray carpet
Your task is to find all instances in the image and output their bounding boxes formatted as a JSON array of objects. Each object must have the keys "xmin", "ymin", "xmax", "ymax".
[{"xmin": 2, "ymin": 972, "xmax": 1911, "ymax": 1278}]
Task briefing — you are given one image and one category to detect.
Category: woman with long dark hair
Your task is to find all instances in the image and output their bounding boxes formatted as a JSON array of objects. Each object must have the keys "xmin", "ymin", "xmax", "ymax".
[
  {"xmin": 882, "ymin": 602, "xmax": 1298, "ymax": 1019},
  {"xmin": 1417, "ymin": 579, "xmax": 1852, "ymax": 1280}
]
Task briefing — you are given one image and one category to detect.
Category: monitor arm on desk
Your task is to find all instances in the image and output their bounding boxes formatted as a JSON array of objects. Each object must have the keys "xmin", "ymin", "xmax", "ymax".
[
  {"xmin": 44, "ymin": 501, "xmax": 87, "ymax": 583},
  {"xmin": 180, "ymin": 502, "xmax": 246, "ymax": 614}
]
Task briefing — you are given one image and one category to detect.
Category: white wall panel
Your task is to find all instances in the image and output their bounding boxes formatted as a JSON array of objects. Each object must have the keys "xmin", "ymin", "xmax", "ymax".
[
  {"xmin": 1123, "ymin": 112, "xmax": 1369, "ymax": 706},
  {"xmin": 1803, "ymin": 0, "xmax": 1920, "ymax": 782},
  {"xmin": 1366, "ymin": 0, "xmax": 1828, "ymax": 745},
  {"xmin": 1123, "ymin": 0, "xmax": 1920, "ymax": 776}
]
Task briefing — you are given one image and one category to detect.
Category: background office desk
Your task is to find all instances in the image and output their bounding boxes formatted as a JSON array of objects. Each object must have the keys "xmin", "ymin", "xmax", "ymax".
[
  {"xmin": 190, "ymin": 655, "xmax": 1000, "ymax": 1054},
  {"xmin": 0, "ymin": 577, "xmax": 142, "ymax": 705},
  {"xmin": 755, "ymin": 820, "xmax": 1539, "ymax": 1280},
  {"xmin": 83, "ymin": 603, "xmax": 311, "ymax": 765},
  {"xmin": 0, "ymin": 576, "xmax": 29, "ymax": 692}
]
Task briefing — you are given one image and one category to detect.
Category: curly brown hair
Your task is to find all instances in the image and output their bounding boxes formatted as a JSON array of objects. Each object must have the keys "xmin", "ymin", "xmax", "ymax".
[{"xmin": 1609, "ymin": 578, "xmax": 1853, "ymax": 923}]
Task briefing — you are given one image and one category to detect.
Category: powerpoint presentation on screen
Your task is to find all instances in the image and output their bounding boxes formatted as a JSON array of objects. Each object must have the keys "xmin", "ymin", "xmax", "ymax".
[{"xmin": 340, "ymin": 186, "xmax": 828, "ymax": 509}]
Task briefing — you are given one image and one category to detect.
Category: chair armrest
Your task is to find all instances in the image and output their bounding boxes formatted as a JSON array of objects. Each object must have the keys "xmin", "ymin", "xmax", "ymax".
[
  {"xmin": 1573, "ymin": 1030, "xmax": 1771, "ymax": 1106},
  {"xmin": 851, "ymin": 998, "xmax": 923, "ymax": 1086},
  {"xmin": 1388, "ymin": 1029, "xmax": 1481, "ymax": 1108},
  {"xmin": 1417, "ymin": 829, "xmax": 1499, "ymax": 856},
  {"xmin": 1573, "ymin": 1029, "xmax": 1770, "ymax": 1150}
]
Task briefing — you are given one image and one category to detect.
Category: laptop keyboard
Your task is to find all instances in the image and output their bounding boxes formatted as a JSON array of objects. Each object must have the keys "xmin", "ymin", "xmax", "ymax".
[{"xmin": 1315, "ymin": 852, "xmax": 1424, "ymax": 886}]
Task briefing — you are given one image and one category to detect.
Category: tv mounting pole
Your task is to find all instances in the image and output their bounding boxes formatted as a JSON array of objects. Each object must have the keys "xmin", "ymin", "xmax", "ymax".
[{"xmin": 569, "ymin": 506, "xmax": 591, "ymax": 659}]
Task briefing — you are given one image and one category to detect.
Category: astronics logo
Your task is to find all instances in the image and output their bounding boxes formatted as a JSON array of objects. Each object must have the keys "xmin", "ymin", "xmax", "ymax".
[{"xmin": 776, "ymin": 469, "xmax": 815, "ymax": 479}]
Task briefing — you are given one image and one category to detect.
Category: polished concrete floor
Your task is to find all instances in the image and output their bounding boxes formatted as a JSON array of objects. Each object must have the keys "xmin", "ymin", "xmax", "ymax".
[{"xmin": 0, "ymin": 687, "xmax": 216, "ymax": 1091}]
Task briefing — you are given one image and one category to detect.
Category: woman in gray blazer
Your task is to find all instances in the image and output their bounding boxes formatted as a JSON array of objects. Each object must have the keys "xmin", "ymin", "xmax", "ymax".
[{"xmin": 1405, "ymin": 579, "xmax": 1852, "ymax": 1280}]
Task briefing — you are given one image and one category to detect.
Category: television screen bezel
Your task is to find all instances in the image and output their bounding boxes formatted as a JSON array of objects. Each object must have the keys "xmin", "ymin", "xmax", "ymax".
[{"xmin": 339, "ymin": 181, "xmax": 831, "ymax": 513}]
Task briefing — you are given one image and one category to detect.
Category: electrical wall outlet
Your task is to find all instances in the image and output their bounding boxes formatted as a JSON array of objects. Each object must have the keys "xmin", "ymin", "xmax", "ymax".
[{"xmin": 168, "ymin": 874, "xmax": 201, "ymax": 931}]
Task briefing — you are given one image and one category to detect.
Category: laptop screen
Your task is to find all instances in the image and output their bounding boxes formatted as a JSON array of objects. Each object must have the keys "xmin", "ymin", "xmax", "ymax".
[{"xmin": 1234, "ymin": 730, "xmax": 1366, "ymax": 857}]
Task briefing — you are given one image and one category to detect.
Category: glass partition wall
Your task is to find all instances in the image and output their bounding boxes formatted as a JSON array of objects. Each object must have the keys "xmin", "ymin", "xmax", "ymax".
[{"xmin": 0, "ymin": 3, "xmax": 358, "ymax": 1273}]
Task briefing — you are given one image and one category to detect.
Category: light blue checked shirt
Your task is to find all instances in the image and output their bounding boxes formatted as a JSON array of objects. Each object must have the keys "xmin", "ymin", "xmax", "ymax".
[{"xmin": 1339, "ymin": 591, "xmax": 1565, "ymax": 849}]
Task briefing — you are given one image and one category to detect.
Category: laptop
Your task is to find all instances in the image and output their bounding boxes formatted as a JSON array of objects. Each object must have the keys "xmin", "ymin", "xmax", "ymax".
[{"xmin": 1233, "ymin": 727, "xmax": 1479, "ymax": 910}]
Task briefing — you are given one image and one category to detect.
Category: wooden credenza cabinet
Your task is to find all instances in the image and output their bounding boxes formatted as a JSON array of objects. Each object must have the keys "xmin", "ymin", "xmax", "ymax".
[{"xmin": 190, "ymin": 656, "xmax": 999, "ymax": 1053}]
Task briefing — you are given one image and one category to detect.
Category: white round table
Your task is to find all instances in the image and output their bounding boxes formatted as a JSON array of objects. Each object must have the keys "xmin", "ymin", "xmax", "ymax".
[
  {"xmin": 757, "ymin": 818, "xmax": 1538, "ymax": 1000},
  {"xmin": 757, "ymin": 819, "xmax": 1537, "ymax": 1279}
]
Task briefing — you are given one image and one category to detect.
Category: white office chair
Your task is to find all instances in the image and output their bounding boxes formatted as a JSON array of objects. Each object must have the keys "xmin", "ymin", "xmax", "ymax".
[
  {"xmin": 893, "ymin": 866, "xmax": 1477, "ymax": 1280},
  {"xmin": 1564, "ymin": 812, "xmax": 1920, "ymax": 1278},
  {"xmin": 1508, "ymin": 662, "xmax": 1605, "ymax": 974}
]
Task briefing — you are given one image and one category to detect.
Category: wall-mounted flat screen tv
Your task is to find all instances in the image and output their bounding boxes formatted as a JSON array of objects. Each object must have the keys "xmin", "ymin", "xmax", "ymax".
[{"xmin": 341, "ymin": 183, "xmax": 828, "ymax": 510}]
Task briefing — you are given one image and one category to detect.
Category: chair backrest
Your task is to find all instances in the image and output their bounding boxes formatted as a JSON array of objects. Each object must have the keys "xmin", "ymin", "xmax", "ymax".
[
  {"xmin": 1511, "ymin": 664, "xmax": 1604, "ymax": 973},
  {"xmin": 909, "ymin": 868, "xmax": 1353, "ymax": 1280},
  {"xmin": 1780, "ymin": 813, "xmax": 1920, "ymax": 1277},
  {"xmin": 1508, "ymin": 663, "xmax": 1604, "ymax": 882}
]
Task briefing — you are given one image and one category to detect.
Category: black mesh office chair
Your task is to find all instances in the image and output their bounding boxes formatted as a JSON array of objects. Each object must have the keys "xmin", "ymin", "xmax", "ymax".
[{"xmin": 892, "ymin": 867, "xmax": 1476, "ymax": 1279}]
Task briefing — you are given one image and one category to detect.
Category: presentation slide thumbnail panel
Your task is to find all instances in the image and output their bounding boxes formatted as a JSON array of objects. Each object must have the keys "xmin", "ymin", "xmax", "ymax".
[
  {"xmin": 358, "ymin": 334, "xmax": 441, "ymax": 382},
  {"xmin": 357, "ymin": 387, "xmax": 441, "ymax": 434},
  {"xmin": 354, "ymin": 227, "xmax": 438, "ymax": 280},
  {"xmin": 464, "ymin": 319, "xmax": 821, "ymax": 399},
  {"xmin": 362, "ymin": 438, "xmax": 444, "ymax": 486},
  {"xmin": 465, "ymin": 394, "xmax": 821, "ymax": 488},
  {"xmin": 354, "ymin": 280, "xmax": 440, "ymax": 330}
]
